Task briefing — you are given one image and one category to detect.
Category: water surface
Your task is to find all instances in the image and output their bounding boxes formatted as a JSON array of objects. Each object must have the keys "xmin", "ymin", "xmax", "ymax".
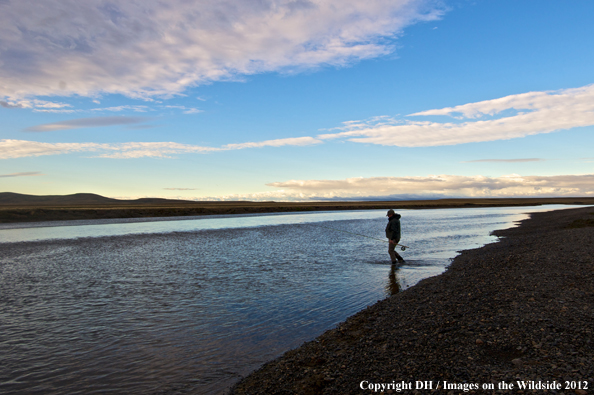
[{"xmin": 0, "ymin": 205, "xmax": 579, "ymax": 394}]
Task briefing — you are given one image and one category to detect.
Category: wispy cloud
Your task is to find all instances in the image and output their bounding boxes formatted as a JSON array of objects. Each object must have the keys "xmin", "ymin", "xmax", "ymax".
[
  {"xmin": 31, "ymin": 109, "xmax": 78, "ymax": 114},
  {"xmin": 0, "ymin": 140, "xmax": 108, "ymax": 159},
  {"xmin": 0, "ymin": 0, "xmax": 444, "ymax": 100},
  {"xmin": 183, "ymin": 108, "xmax": 203, "ymax": 115},
  {"xmin": 9, "ymin": 83, "xmax": 594, "ymax": 157},
  {"xmin": 196, "ymin": 190, "xmax": 303, "ymax": 202},
  {"xmin": 23, "ymin": 116, "xmax": 151, "ymax": 132},
  {"xmin": 319, "ymin": 84, "xmax": 594, "ymax": 147},
  {"xmin": 1, "ymin": 99, "xmax": 73, "ymax": 111},
  {"xmin": 164, "ymin": 188, "xmax": 197, "ymax": 191},
  {"xmin": 90, "ymin": 105, "xmax": 151, "ymax": 113},
  {"xmin": 222, "ymin": 136, "xmax": 322, "ymax": 150},
  {"xmin": 0, "ymin": 171, "xmax": 43, "ymax": 178},
  {"xmin": 0, "ymin": 140, "xmax": 218, "ymax": 159},
  {"xmin": 463, "ymin": 158, "xmax": 546, "ymax": 163},
  {"xmin": 265, "ymin": 174, "xmax": 594, "ymax": 199},
  {"xmin": 109, "ymin": 173, "xmax": 594, "ymax": 201},
  {"xmin": 88, "ymin": 142, "xmax": 218, "ymax": 159},
  {"xmin": 0, "ymin": 137, "xmax": 321, "ymax": 159},
  {"xmin": 162, "ymin": 105, "xmax": 203, "ymax": 114},
  {"xmin": 1, "ymin": 101, "xmax": 22, "ymax": 109}
]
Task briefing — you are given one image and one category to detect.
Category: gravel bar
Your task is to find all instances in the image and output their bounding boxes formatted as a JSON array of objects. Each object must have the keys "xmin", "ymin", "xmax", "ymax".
[{"xmin": 230, "ymin": 206, "xmax": 594, "ymax": 394}]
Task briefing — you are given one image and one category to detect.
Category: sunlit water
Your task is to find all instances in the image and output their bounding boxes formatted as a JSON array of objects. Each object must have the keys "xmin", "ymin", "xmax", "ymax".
[{"xmin": 0, "ymin": 205, "xmax": 580, "ymax": 394}]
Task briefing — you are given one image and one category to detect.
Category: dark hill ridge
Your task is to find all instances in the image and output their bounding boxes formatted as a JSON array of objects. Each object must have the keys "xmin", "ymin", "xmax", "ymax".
[
  {"xmin": 0, "ymin": 192, "xmax": 191, "ymax": 206},
  {"xmin": 1, "ymin": 192, "xmax": 594, "ymax": 224},
  {"xmin": 0, "ymin": 192, "xmax": 114, "ymax": 205}
]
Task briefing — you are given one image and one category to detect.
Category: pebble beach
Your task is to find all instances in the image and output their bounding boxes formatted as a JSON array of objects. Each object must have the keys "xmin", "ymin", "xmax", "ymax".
[{"xmin": 230, "ymin": 206, "xmax": 594, "ymax": 394}]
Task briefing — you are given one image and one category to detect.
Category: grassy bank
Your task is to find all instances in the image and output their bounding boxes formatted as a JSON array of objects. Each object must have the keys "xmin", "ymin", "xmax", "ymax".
[{"xmin": 1, "ymin": 194, "xmax": 594, "ymax": 223}]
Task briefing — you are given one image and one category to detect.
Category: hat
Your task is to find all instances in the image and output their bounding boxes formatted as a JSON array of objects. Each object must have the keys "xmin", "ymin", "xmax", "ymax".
[{"xmin": 386, "ymin": 209, "xmax": 395, "ymax": 216}]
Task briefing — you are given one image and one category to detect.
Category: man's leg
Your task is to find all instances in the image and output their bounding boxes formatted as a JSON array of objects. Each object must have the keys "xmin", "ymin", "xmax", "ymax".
[
  {"xmin": 389, "ymin": 242, "xmax": 404, "ymax": 263},
  {"xmin": 388, "ymin": 243, "xmax": 399, "ymax": 263}
]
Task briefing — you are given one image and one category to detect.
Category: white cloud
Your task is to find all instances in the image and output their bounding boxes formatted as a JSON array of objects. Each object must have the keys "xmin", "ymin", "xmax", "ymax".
[
  {"xmin": 93, "ymin": 142, "xmax": 217, "ymax": 159},
  {"xmin": 32, "ymin": 109, "xmax": 78, "ymax": 114},
  {"xmin": 0, "ymin": 0, "xmax": 443, "ymax": 100},
  {"xmin": 0, "ymin": 137, "xmax": 321, "ymax": 159},
  {"xmin": 0, "ymin": 139, "xmax": 213, "ymax": 159},
  {"xmin": 319, "ymin": 84, "xmax": 594, "ymax": 147},
  {"xmin": 1, "ymin": 98, "xmax": 73, "ymax": 111},
  {"xmin": 409, "ymin": 85, "xmax": 593, "ymax": 118},
  {"xmin": 265, "ymin": 174, "xmax": 594, "ymax": 198},
  {"xmin": 90, "ymin": 105, "xmax": 151, "ymax": 113},
  {"xmin": 108, "ymin": 174, "xmax": 594, "ymax": 201},
  {"xmin": 222, "ymin": 136, "xmax": 323, "ymax": 150},
  {"xmin": 162, "ymin": 105, "xmax": 203, "ymax": 114},
  {"xmin": 0, "ymin": 101, "xmax": 21, "ymax": 109},
  {"xmin": 183, "ymin": 108, "xmax": 203, "ymax": 115},
  {"xmin": 196, "ymin": 190, "xmax": 303, "ymax": 202},
  {"xmin": 0, "ymin": 139, "xmax": 107, "ymax": 159}
]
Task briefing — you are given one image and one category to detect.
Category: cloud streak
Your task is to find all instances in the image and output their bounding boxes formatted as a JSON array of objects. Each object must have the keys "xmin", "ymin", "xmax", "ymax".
[
  {"xmin": 265, "ymin": 174, "xmax": 594, "ymax": 199},
  {"xmin": 222, "ymin": 136, "xmax": 323, "ymax": 150},
  {"xmin": 0, "ymin": 140, "xmax": 106, "ymax": 159},
  {"xmin": 463, "ymin": 158, "xmax": 545, "ymax": 163},
  {"xmin": 8, "ymin": 83, "xmax": 594, "ymax": 157},
  {"xmin": 0, "ymin": 0, "xmax": 443, "ymax": 100},
  {"xmin": 23, "ymin": 116, "xmax": 151, "ymax": 132},
  {"xmin": 1, "ymin": 99, "xmax": 73, "ymax": 111},
  {"xmin": 319, "ymin": 84, "xmax": 594, "ymax": 147},
  {"xmin": 0, "ymin": 136, "xmax": 322, "ymax": 159},
  {"xmin": 1, "ymin": 101, "xmax": 22, "ymax": 109},
  {"xmin": 0, "ymin": 171, "xmax": 43, "ymax": 178}
]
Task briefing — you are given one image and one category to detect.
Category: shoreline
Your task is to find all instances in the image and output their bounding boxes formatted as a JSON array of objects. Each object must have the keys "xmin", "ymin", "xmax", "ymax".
[
  {"xmin": 230, "ymin": 206, "xmax": 594, "ymax": 394},
  {"xmin": 2, "ymin": 197, "xmax": 594, "ymax": 224}
]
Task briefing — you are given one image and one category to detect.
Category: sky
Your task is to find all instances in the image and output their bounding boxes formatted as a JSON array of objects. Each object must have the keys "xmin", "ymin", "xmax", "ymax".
[{"xmin": 1, "ymin": 0, "xmax": 594, "ymax": 201}]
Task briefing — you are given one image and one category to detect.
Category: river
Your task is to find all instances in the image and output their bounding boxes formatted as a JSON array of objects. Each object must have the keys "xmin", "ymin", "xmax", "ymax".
[{"xmin": 0, "ymin": 205, "xmax": 578, "ymax": 394}]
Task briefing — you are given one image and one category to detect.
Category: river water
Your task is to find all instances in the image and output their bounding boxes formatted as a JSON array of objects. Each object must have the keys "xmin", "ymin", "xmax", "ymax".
[{"xmin": 0, "ymin": 205, "xmax": 578, "ymax": 394}]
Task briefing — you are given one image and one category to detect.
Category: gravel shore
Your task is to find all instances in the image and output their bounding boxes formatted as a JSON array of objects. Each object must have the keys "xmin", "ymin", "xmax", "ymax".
[{"xmin": 230, "ymin": 206, "xmax": 594, "ymax": 394}]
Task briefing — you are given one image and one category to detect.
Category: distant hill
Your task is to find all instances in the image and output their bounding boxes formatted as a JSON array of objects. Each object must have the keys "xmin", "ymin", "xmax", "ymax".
[
  {"xmin": 0, "ymin": 192, "xmax": 191, "ymax": 206},
  {"xmin": 2, "ymin": 192, "xmax": 594, "ymax": 224}
]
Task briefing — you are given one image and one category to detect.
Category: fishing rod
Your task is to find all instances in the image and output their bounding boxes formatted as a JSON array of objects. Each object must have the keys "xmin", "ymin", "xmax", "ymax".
[{"xmin": 308, "ymin": 223, "xmax": 409, "ymax": 251}]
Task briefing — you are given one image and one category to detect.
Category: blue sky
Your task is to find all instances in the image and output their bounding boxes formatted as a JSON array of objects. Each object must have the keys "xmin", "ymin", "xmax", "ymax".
[{"xmin": 1, "ymin": 0, "xmax": 593, "ymax": 201}]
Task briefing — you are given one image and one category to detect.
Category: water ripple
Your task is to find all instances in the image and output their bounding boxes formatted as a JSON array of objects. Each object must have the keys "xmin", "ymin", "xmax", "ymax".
[{"xmin": 0, "ymin": 206, "xmax": 579, "ymax": 394}]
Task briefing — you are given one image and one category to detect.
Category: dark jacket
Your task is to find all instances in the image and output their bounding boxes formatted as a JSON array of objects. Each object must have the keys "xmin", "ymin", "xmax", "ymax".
[{"xmin": 385, "ymin": 214, "xmax": 401, "ymax": 241}]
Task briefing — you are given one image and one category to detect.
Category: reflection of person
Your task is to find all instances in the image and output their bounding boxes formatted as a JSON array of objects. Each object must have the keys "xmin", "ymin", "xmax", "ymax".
[
  {"xmin": 387, "ymin": 263, "xmax": 401, "ymax": 295},
  {"xmin": 385, "ymin": 209, "xmax": 404, "ymax": 264}
]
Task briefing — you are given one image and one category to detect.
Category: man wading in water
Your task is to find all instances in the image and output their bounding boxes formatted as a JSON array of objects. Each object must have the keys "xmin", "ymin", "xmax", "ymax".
[{"xmin": 386, "ymin": 209, "xmax": 405, "ymax": 264}]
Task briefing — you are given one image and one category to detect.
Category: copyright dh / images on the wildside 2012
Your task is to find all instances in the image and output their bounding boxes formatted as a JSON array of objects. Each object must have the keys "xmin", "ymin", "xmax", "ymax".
[{"xmin": 359, "ymin": 379, "xmax": 589, "ymax": 392}]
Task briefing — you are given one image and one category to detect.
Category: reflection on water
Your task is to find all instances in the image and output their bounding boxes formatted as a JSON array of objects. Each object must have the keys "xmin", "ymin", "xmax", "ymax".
[
  {"xmin": 387, "ymin": 264, "xmax": 402, "ymax": 296},
  {"xmin": 0, "ymin": 206, "xmax": 580, "ymax": 394}
]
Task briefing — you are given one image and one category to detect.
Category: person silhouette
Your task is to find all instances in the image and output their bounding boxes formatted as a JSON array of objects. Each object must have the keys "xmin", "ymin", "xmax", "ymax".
[{"xmin": 385, "ymin": 209, "xmax": 404, "ymax": 264}]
